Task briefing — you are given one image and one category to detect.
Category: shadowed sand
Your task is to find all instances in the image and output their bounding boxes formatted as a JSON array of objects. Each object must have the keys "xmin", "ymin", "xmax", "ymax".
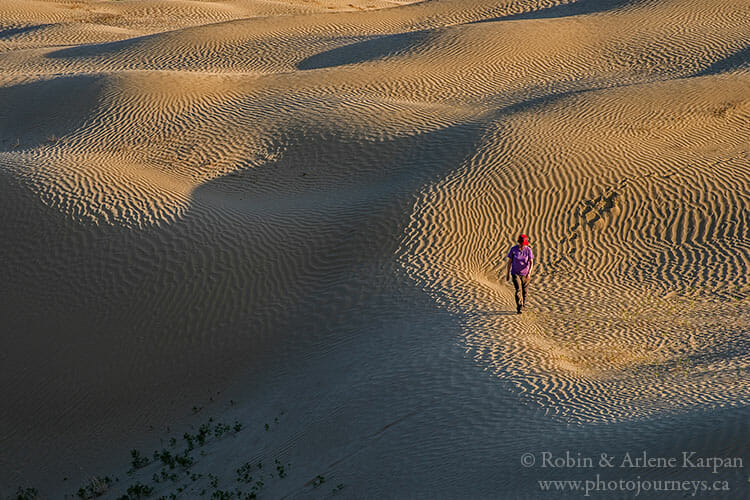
[{"xmin": 0, "ymin": 0, "xmax": 748, "ymax": 497}]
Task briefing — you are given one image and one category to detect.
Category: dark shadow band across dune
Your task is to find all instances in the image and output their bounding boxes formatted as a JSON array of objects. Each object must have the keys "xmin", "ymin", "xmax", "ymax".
[
  {"xmin": 0, "ymin": 75, "xmax": 106, "ymax": 150},
  {"xmin": 0, "ymin": 24, "xmax": 52, "ymax": 39},
  {"xmin": 471, "ymin": 0, "xmax": 646, "ymax": 23},
  {"xmin": 297, "ymin": 30, "xmax": 433, "ymax": 70},
  {"xmin": 692, "ymin": 43, "xmax": 750, "ymax": 77}
]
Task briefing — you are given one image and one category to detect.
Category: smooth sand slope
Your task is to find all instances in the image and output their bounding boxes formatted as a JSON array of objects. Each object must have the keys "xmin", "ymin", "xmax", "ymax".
[{"xmin": 1, "ymin": 0, "xmax": 748, "ymax": 497}]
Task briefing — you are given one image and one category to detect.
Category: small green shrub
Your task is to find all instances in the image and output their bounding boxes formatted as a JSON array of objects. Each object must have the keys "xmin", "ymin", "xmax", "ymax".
[
  {"xmin": 121, "ymin": 481, "xmax": 154, "ymax": 499},
  {"xmin": 130, "ymin": 450, "xmax": 149, "ymax": 469},
  {"xmin": 15, "ymin": 487, "xmax": 39, "ymax": 500}
]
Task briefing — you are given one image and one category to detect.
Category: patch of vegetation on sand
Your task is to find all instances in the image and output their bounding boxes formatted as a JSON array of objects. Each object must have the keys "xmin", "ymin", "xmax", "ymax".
[{"xmin": 14, "ymin": 407, "xmax": 342, "ymax": 499}]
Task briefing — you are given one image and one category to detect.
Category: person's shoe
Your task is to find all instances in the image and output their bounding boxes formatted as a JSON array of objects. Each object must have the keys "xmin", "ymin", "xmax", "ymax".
[{"xmin": 517, "ymin": 306, "xmax": 522, "ymax": 314}]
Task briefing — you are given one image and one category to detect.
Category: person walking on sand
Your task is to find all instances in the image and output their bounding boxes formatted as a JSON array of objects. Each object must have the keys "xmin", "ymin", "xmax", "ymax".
[{"xmin": 505, "ymin": 234, "xmax": 534, "ymax": 314}]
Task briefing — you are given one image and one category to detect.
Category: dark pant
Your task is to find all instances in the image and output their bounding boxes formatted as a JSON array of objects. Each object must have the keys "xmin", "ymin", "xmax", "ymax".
[{"xmin": 512, "ymin": 274, "xmax": 530, "ymax": 311}]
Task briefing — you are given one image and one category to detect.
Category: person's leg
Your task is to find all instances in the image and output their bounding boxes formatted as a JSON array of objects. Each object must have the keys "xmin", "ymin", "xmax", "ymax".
[
  {"xmin": 521, "ymin": 275, "xmax": 529, "ymax": 308},
  {"xmin": 512, "ymin": 274, "xmax": 523, "ymax": 313}
]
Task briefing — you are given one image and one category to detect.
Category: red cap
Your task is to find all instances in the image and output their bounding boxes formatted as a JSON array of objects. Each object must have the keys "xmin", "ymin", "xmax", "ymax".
[{"xmin": 518, "ymin": 234, "xmax": 529, "ymax": 246}]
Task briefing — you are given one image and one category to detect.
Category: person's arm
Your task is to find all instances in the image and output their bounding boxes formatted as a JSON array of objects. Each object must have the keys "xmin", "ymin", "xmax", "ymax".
[
  {"xmin": 528, "ymin": 248, "xmax": 534, "ymax": 279},
  {"xmin": 505, "ymin": 258, "xmax": 512, "ymax": 281}
]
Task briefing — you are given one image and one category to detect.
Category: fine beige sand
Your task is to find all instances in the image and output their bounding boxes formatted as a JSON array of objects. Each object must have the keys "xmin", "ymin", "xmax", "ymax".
[{"xmin": 1, "ymin": 0, "xmax": 748, "ymax": 497}]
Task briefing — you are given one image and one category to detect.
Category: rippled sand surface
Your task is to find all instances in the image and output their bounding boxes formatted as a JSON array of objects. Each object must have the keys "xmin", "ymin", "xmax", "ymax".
[{"xmin": 1, "ymin": 0, "xmax": 748, "ymax": 497}]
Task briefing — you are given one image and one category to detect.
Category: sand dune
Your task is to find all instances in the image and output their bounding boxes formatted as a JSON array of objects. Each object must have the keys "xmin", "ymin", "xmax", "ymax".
[{"xmin": 1, "ymin": 0, "xmax": 748, "ymax": 497}]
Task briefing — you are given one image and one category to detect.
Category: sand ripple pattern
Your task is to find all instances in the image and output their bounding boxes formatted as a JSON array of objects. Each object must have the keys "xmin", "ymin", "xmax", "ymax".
[
  {"xmin": 1, "ymin": 0, "xmax": 746, "ymax": 424},
  {"xmin": 397, "ymin": 2, "xmax": 750, "ymax": 422},
  {"xmin": 1, "ymin": 1, "xmax": 749, "ymax": 491}
]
